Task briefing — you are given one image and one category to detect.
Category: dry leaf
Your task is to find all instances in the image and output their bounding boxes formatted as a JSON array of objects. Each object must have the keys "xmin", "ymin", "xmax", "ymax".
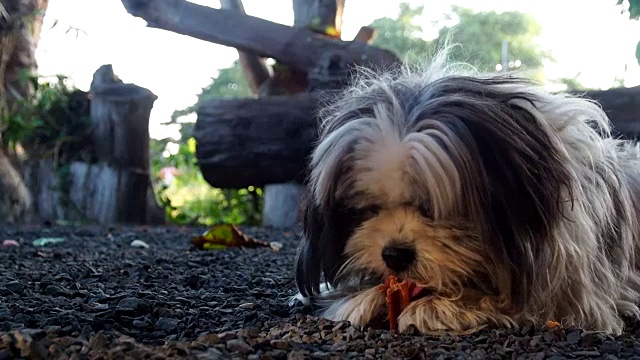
[{"xmin": 191, "ymin": 224, "xmax": 282, "ymax": 252}]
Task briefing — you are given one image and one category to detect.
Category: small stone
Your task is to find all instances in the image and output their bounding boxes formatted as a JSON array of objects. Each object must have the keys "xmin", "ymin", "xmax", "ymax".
[
  {"xmin": 226, "ymin": 339, "xmax": 252, "ymax": 354},
  {"xmin": 332, "ymin": 321, "xmax": 349, "ymax": 332},
  {"xmin": 88, "ymin": 332, "xmax": 105, "ymax": 349},
  {"xmin": 196, "ymin": 348, "xmax": 223, "ymax": 360},
  {"xmin": 567, "ymin": 329, "xmax": 582, "ymax": 344},
  {"xmin": 117, "ymin": 297, "xmax": 140, "ymax": 310},
  {"xmin": 130, "ymin": 240, "xmax": 150, "ymax": 249},
  {"xmin": 4, "ymin": 281, "xmax": 23, "ymax": 293},
  {"xmin": 154, "ymin": 317, "xmax": 180, "ymax": 332},
  {"xmin": 2, "ymin": 240, "xmax": 18, "ymax": 246},
  {"xmin": 270, "ymin": 339, "xmax": 289, "ymax": 350},
  {"xmin": 287, "ymin": 350, "xmax": 306, "ymax": 360},
  {"xmin": 132, "ymin": 320, "xmax": 149, "ymax": 328},
  {"xmin": 45, "ymin": 285, "xmax": 71, "ymax": 297},
  {"xmin": 601, "ymin": 341, "xmax": 621, "ymax": 355}
]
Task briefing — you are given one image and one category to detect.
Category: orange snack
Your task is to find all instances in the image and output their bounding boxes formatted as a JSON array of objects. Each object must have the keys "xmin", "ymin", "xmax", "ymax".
[
  {"xmin": 546, "ymin": 320, "xmax": 561, "ymax": 328},
  {"xmin": 378, "ymin": 275, "xmax": 412, "ymax": 331}
]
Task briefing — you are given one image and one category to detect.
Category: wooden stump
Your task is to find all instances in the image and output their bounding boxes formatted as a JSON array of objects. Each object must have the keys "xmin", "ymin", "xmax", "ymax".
[{"xmin": 22, "ymin": 65, "xmax": 164, "ymax": 225}]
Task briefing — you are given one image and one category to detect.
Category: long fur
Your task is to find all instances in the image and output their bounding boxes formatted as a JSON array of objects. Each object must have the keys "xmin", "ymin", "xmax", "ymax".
[{"xmin": 293, "ymin": 50, "xmax": 640, "ymax": 335}]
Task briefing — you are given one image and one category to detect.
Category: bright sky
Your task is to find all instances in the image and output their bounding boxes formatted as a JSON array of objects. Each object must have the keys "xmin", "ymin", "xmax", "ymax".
[{"xmin": 35, "ymin": 0, "xmax": 640, "ymax": 140}]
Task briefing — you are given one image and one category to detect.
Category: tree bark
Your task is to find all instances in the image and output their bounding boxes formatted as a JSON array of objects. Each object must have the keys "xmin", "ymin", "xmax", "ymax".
[
  {"xmin": 0, "ymin": 0, "xmax": 49, "ymax": 105},
  {"xmin": 0, "ymin": 0, "xmax": 49, "ymax": 223},
  {"xmin": 119, "ymin": 0, "xmax": 399, "ymax": 73}
]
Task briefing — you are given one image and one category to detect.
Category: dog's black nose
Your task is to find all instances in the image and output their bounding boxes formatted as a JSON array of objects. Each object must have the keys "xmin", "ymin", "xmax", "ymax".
[{"xmin": 381, "ymin": 244, "xmax": 416, "ymax": 272}]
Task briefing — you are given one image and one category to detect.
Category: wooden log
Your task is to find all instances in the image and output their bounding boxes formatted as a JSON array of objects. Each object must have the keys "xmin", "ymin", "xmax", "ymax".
[
  {"xmin": 195, "ymin": 86, "xmax": 640, "ymax": 189},
  {"xmin": 194, "ymin": 93, "xmax": 320, "ymax": 189},
  {"xmin": 575, "ymin": 85, "xmax": 640, "ymax": 139},
  {"xmin": 119, "ymin": 0, "xmax": 400, "ymax": 73}
]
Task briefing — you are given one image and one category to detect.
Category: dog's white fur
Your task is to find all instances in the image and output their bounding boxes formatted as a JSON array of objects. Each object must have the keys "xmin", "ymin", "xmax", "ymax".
[{"xmin": 292, "ymin": 49, "xmax": 640, "ymax": 335}]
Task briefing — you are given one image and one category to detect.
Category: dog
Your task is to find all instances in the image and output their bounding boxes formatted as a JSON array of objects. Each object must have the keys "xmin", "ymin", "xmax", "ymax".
[{"xmin": 291, "ymin": 50, "xmax": 640, "ymax": 335}]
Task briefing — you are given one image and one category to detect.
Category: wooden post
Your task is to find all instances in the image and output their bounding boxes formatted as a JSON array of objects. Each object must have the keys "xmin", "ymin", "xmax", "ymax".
[
  {"xmin": 88, "ymin": 64, "xmax": 159, "ymax": 224},
  {"xmin": 259, "ymin": 0, "xmax": 346, "ymax": 229},
  {"xmin": 22, "ymin": 65, "xmax": 163, "ymax": 225}
]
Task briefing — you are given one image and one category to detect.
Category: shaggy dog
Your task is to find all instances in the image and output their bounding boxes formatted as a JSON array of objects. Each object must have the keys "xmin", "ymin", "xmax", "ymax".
[{"xmin": 291, "ymin": 51, "xmax": 640, "ymax": 335}]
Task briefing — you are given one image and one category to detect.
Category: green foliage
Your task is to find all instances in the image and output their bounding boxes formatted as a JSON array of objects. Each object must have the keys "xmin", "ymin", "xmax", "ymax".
[
  {"xmin": 618, "ymin": 0, "xmax": 640, "ymax": 19},
  {"xmin": 0, "ymin": 71, "xmax": 92, "ymax": 162},
  {"xmin": 616, "ymin": 0, "xmax": 640, "ymax": 64},
  {"xmin": 370, "ymin": 3, "xmax": 548, "ymax": 77},
  {"xmin": 151, "ymin": 62, "xmax": 260, "ymax": 226},
  {"xmin": 150, "ymin": 135, "xmax": 262, "ymax": 226},
  {"xmin": 170, "ymin": 60, "xmax": 252, "ymax": 123},
  {"xmin": 369, "ymin": 3, "xmax": 434, "ymax": 64},
  {"xmin": 431, "ymin": 6, "xmax": 549, "ymax": 76}
]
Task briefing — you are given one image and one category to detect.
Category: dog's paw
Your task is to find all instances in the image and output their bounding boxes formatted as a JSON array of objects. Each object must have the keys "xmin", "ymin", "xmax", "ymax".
[
  {"xmin": 288, "ymin": 282, "xmax": 335, "ymax": 307},
  {"xmin": 320, "ymin": 287, "xmax": 386, "ymax": 328},
  {"xmin": 397, "ymin": 296, "xmax": 514, "ymax": 334},
  {"xmin": 288, "ymin": 292, "xmax": 310, "ymax": 307}
]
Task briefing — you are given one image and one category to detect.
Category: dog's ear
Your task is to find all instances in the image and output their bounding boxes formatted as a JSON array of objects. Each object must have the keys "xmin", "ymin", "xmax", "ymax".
[
  {"xmin": 294, "ymin": 189, "xmax": 354, "ymax": 297},
  {"xmin": 294, "ymin": 190, "xmax": 325, "ymax": 297}
]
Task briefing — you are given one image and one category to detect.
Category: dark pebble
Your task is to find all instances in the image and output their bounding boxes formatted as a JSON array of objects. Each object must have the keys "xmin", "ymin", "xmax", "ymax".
[
  {"xmin": 117, "ymin": 297, "xmax": 140, "ymax": 310},
  {"xmin": 44, "ymin": 284, "xmax": 71, "ymax": 297},
  {"xmin": 4, "ymin": 281, "xmax": 23, "ymax": 293},
  {"xmin": 226, "ymin": 338, "xmax": 252, "ymax": 354},
  {"xmin": 154, "ymin": 317, "xmax": 180, "ymax": 333},
  {"xmin": 602, "ymin": 340, "xmax": 621, "ymax": 354}
]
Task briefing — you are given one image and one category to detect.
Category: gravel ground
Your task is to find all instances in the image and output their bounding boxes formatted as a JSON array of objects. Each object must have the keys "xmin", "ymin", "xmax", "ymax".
[{"xmin": 1, "ymin": 224, "xmax": 640, "ymax": 359}]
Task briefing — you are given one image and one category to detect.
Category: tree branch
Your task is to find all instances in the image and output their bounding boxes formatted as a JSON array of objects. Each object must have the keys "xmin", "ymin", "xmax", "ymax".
[
  {"xmin": 219, "ymin": 0, "xmax": 271, "ymax": 95},
  {"xmin": 119, "ymin": 0, "xmax": 400, "ymax": 72}
]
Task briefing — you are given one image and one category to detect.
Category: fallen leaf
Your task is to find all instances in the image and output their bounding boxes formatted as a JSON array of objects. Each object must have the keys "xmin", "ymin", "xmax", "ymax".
[{"xmin": 191, "ymin": 224, "xmax": 282, "ymax": 252}]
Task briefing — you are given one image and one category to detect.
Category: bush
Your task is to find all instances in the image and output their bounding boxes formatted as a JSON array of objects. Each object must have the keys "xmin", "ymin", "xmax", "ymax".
[{"xmin": 150, "ymin": 136, "xmax": 262, "ymax": 226}]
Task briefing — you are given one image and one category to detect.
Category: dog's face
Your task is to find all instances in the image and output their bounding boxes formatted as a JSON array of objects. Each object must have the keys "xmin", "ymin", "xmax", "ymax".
[{"xmin": 295, "ymin": 66, "xmax": 580, "ymax": 313}]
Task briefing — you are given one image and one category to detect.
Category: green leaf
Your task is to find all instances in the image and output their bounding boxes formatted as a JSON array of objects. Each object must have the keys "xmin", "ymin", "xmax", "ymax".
[{"xmin": 636, "ymin": 40, "xmax": 640, "ymax": 65}]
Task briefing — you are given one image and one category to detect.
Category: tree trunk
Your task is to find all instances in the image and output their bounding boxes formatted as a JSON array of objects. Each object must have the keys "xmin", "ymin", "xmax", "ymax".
[
  {"xmin": 0, "ymin": 0, "xmax": 49, "ymax": 106},
  {"xmin": 0, "ymin": 0, "xmax": 49, "ymax": 223}
]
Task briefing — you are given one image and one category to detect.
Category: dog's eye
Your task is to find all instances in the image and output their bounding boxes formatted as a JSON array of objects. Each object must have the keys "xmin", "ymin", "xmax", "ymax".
[
  {"xmin": 418, "ymin": 204, "xmax": 433, "ymax": 219},
  {"xmin": 360, "ymin": 205, "xmax": 381, "ymax": 219}
]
